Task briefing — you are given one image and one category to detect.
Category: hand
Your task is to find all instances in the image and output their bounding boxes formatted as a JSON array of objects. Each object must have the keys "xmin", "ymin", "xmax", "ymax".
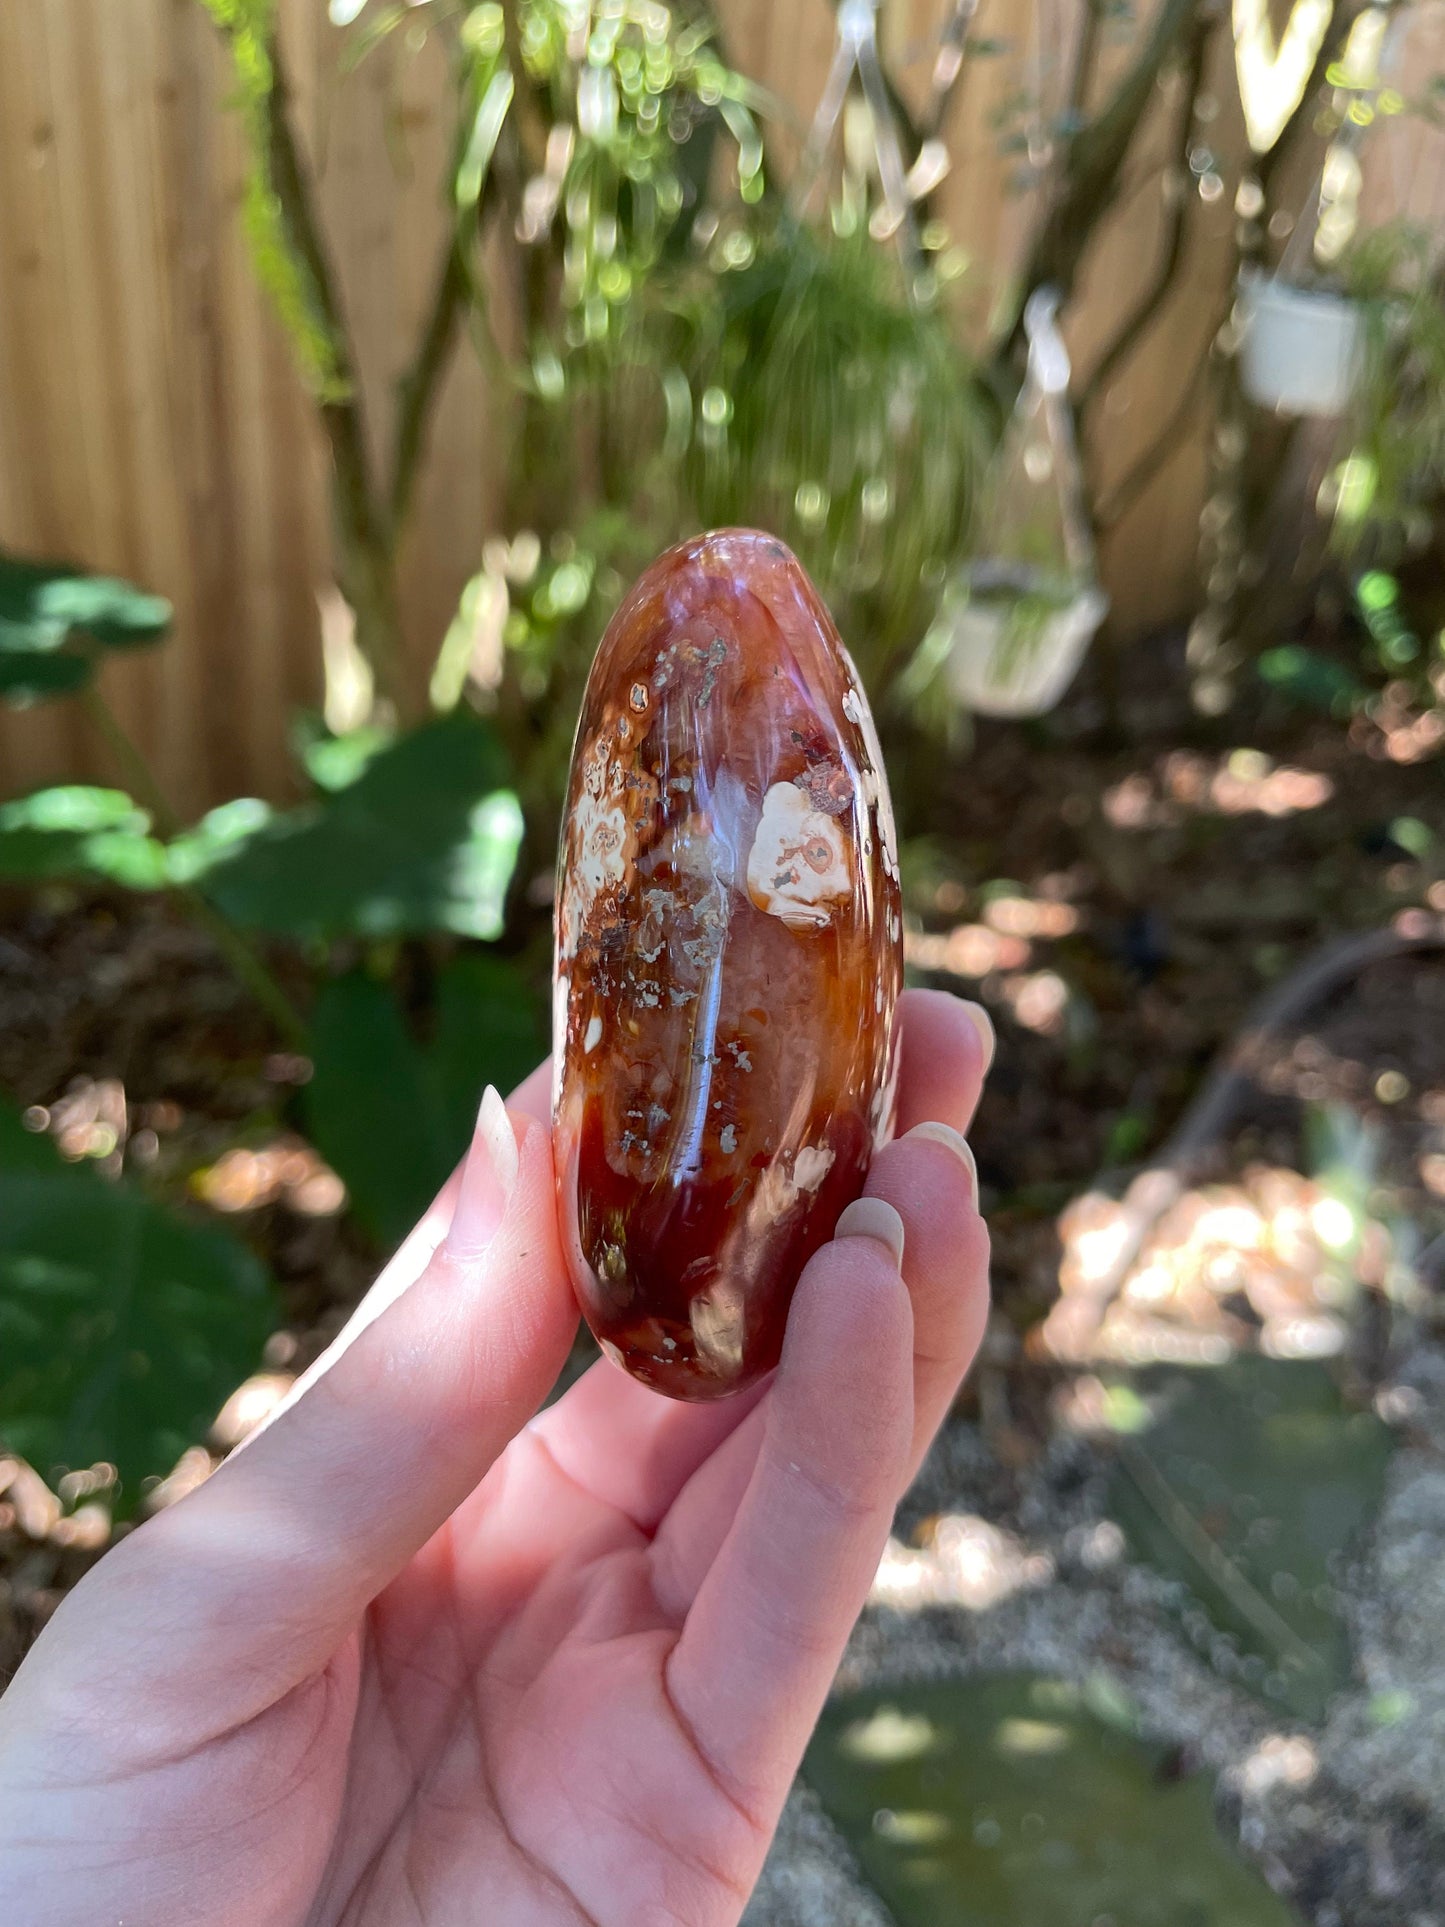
[{"xmin": 0, "ymin": 989, "xmax": 991, "ymax": 1926}]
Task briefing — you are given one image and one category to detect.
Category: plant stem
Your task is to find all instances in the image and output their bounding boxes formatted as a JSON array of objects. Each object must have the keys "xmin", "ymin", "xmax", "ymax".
[
  {"xmin": 998, "ymin": 0, "xmax": 1200, "ymax": 359},
  {"xmin": 81, "ymin": 687, "xmax": 309, "ymax": 1049},
  {"xmin": 259, "ymin": 31, "xmax": 410, "ymax": 714},
  {"xmin": 390, "ymin": 239, "xmax": 469, "ymax": 534},
  {"xmin": 1079, "ymin": 7, "xmax": 1216, "ymax": 419}
]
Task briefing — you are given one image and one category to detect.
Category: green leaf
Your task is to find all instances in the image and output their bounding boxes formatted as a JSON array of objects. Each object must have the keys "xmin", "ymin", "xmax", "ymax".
[
  {"xmin": 0, "ymin": 553, "xmax": 171, "ymax": 654},
  {"xmin": 808, "ymin": 1674, "xmax": 1299, "ymax": 1927},
  {"xmin": 1257, "ymin": 645, "xmax": 1364, "ymax": 716},
  {"xmin": 1107, "ymin": 1357, "xmax": 1395, "ymax": 1721},
  {"xmin": 0, "ymin": 552, "xmax": 171, "ymax": 707},
  {"xmin": 0, "ymin": 1120, "xmax": 276, "ymax": 1512},
  {"xmin": 200, "ymin": 711, "xmax": 525, "ymax": 941},
  {"xmin": 305, "ymin": 954, "xmax": 545, "ymax": 1249},
  {"xmin": 165, "ymin": 798, "xmax": 274, "ymax": 886},
  {"xmin": 0, "ymin": 651, "xmax": 93, "ymax": 702},
  {"xmin": 0, "ymin": 787, "xmax": 169, "ymax": 889}
]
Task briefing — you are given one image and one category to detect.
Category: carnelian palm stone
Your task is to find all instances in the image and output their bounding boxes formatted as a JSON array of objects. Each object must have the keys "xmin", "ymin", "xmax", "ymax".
[{"xmin": 552, "ymin": 529, "xmax": 903, "ymax": 1400}]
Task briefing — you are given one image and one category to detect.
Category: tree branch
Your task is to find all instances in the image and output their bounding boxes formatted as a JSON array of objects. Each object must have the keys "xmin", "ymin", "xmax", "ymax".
[
  {"xmin": 921, "ymin": 0, "xmax": 982, "ymax": 142},
  {"xmin": 1257, "ymin": 0, "xmax": 1370, "ymax": 197},
  {"xmin": 389, "ymin": 238, "xmax": 469, "ymax": 534},
  {"xmin": 1095, "ymin": 338, "xmax": 1213, "ymax": 528},
  {"xmin": 998, "ymin": 0, "xmax": 1202, "ymax": 357},
  {"xmin": 1079, "ymin": 5, "xmax": 1216, "ymax": 418},
  {"xmin": 1065, "ymin": 0, "xmax": 1106, "ymax": 126},
  {"xmin": 258, "ymin": 31, "xmax": 406, "ymax": 705}
]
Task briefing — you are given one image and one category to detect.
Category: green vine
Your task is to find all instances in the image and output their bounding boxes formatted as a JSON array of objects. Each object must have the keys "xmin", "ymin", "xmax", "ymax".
[{"xmin": 200, "ymin": 0, "xmax": 351, "ymax": 402}]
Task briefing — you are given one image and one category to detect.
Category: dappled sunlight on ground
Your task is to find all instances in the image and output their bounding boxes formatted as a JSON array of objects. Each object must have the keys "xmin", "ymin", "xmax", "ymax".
[
  {"xmin": 1040, "ymin": 1165, "xmax": 1394, "ymax": 1368},
  {"xmin": 192, "ymin": 1139, "xmax": 346, "ymax": 1216},
  {"xmin": 870, "ymin": 1514, "xmax": 1055, "ymax": 1614},
  {"xmin": 1103, "ymin": 750, "xmax": 1336, "ymax": 831}
]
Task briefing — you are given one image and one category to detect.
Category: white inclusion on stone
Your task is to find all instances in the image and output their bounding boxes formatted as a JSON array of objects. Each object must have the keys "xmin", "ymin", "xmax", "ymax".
[
  {"xmin": 573, "ymin": 788, "xmax": 630, "ymax": 905},
  {"xmin": 690, "ymin": 1282, "xmax": 746, "ymax": 1374},
  {"xmin": 839, "ymin": 649, "xmax": 900, "ymax": 886},
  {"xmin": 792, "ymin": 1144, "xmax": 835, "ymax": 1193},
  {"xmin": 583, "ymin": 1014, "xmax": 603, "ymax": 1053},
  {"xmin": 746, "ymin": 782, "xmax": 851, "ymax": 930},
  {"xmin": 551, "ymin": 971, "xmax": 569, "ymax": 1115},
  {"xmin": 720, "ymin": 1122, "xmax": 738, "ymax": 1154},
  {"xmin": 560, "ymin": 736, "xmax": 631, "ymax": 961}
]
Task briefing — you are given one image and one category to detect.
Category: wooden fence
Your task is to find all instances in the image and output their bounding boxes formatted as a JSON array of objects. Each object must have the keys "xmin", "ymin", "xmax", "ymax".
[{"xmin": 0, "ymin": 0, "xmax": 1442, "ymax": 811}]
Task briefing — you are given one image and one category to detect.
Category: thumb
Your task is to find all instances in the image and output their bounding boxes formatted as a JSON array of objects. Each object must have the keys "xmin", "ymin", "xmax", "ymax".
[{"xmin": 100, "ymin": 1092, "xmax": 576, "ymax": 1707}]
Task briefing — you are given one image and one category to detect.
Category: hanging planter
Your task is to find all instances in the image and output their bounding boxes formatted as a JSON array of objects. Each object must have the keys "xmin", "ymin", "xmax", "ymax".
[
  {"xmin": 942, "ymin": 562, "xmax": 1107, "ymax": 718},
  {"xmin": 930, "ymin": 288, "xmax": 1107, "ymax": 719},
  {"xmin": 1237, "ymin": 269, "xmax": 1363, "ymax": 418}
]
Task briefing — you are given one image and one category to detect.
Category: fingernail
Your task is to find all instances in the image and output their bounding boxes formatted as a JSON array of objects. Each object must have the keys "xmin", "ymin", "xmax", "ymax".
[
  {"xmin": 960, "ymin": 1000, "xmax": 995, "ymax": 1074},
  {"xmin": 902, "ymin": 1121, "xmax": 979, "ymax": 1208},
  {"xmin": 447, "ymin": 1086, "xmax": 519, "ymax": 1257},
  {"xmin": 834, "ymin": 1197, "xmax": 906, "ymax": 1269}
]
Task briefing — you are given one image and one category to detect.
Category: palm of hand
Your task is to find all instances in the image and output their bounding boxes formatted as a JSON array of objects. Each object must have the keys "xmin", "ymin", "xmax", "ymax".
[{"xmin": 0, "ymin": 992, "xmax": 989, "ymax": 1927}]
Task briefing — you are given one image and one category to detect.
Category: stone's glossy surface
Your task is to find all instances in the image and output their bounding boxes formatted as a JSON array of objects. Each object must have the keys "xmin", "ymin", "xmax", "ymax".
[{"xmin": 553, "ymin": 530, "xmax": 904, "ymax": 1400}]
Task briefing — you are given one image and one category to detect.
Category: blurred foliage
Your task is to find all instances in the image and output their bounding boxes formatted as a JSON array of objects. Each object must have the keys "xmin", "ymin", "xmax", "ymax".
[
  {"xmin": 0, "ymin": 714, "xmax": 524, "ymax": 944},
  {"xmin": 808, "ymin": 1674, "xmax": 1297, "ymax": 1927},
  {"xmin": 1331, "ymin": 222, "xmax": 1445, "ymax": 566},
  {"xmin": 0, "ymin": 552, "xmax": 171, "ymax": 704},
  {"xmin": 200, "ymin": 0, "xmax": 352, "ymax": 399},
  {"xmin": 0, "ymin": 1106, "xmax": 276, "ymax": 1516},
  {"xmin": 202, "ymin": 711, "xmax": 523, "ymax": 942},
  {"xmin": 305, "ymin": 954, "xmax": 545, "ymax": 1246},
  {"xmin": 1108, "ymin": 1356, "xmax": 1395, "ymax": 1722},
  {"xmin": 675, "ymin": 217, "xmax": 987, "ymax": 685}
]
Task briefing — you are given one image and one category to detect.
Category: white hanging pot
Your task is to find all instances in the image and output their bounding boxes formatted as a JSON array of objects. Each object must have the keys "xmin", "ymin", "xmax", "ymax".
[
  {"xmin": 1237, "ymin": 270, "xmax": 1363, "ymax": 418},
  {"xmin": 943, "ymin": 578, "xmax": 1108, "ymax": 718}
]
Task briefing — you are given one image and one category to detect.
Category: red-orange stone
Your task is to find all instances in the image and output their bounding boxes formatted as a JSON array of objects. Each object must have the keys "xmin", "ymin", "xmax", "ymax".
[{"xmin": 552, "ymin": 530, "xmax": 903, "ymax": 1399}]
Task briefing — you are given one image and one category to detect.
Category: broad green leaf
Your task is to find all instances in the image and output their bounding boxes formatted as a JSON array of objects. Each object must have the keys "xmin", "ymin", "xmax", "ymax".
[
  {"xmin": 1107, "ymin": 1357, "xmax": 1395, "ymax": 1721},
  {"xmin": 0, "ymin": 651, "xmax": 93, "ymax": 702},
  {"xmin": 0, "ymin": 554, "xmax": 170, "ymax": 652},
  {"xmin": 202, "ymin": 711, "xmax": 524, "ymax": 940},
  {"xmin": 0, "ymin": 1120, "xmax": 276, "ymax": 1512},
  {"xmin": 165, "ymin": 797, "xmax": 274, "ymax": 886},
  {"xmin": 0, "ymin": 787, "xmax": 169, "ymax": 889},
  {"xmin": 808, "ymin": 1674, "xmax": 1299, "ymax": 1927},
  {"xmin": 304, "ymin": 973, "xmax": 453, "ymax": 1250},
  {"xmin": 305, "ymin": 954, "xmax": 545, "ymax": 1250},
  {"xmin": 0, "ymin": 551, "xmax": 171, "ymax": 707}
]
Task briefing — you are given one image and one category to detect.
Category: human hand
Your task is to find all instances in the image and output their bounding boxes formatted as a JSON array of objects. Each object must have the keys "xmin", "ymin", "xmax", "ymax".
[{"xmin": 0, "ymin": 988, "xmax": 991, "ymax": 1926}]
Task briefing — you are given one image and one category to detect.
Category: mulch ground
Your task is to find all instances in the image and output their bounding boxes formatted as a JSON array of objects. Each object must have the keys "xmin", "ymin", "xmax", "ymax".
[{"xmin": 2, "ymin": 646, "xmax": 1443, "ymax": 1688}]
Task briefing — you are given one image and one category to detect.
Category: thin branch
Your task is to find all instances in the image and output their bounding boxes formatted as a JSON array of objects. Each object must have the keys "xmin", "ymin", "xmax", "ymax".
[
  {"xmin": 501, "ymin": 0, "xmax": 549, "ymax": 180},
  {"xmin": 998, "ymin": 0, "xmax": 1201, "ymax": 357},
  {"xmin": 1257, "ymin": 0, "xmax": 1370, "ymax": 197},
  {"xmin": 1095, "ymin": 337, "xmax": 1212, "ymax": 528},
  {"xmin": 259, "ymin": 31, "xmax": 406, "ymax": 704},
  {"xmin": 389, "ymin": 239, "xmax": 469, "ymax": 533},
  {"xmin": 1079, "ymin": 6, "xmax": 1215, "ymax": 418},
  {"xmin": 1065, "ymin": 0, "xmax": 1106, "ymax": 125},
  {"xmin": 920, "ymin": 0, "xmax": 982, "ymax": 142}
]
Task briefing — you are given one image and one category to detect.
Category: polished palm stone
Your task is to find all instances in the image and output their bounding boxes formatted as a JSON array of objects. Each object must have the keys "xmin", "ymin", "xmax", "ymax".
[{"xmin": 553, "ymin": 530, "xmax": 903, "ymax": 1399}]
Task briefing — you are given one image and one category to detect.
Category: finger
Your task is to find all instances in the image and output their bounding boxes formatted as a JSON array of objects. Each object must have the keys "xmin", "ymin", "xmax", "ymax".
[
  {"xmin": 117, "ymin": 1092, "xmax": 577, "ymax": 1715},
  {"xmin": 649, "ymin": 1133, "xmax": 988, "ymax": 1616},
  {"xmin": 527, "ymin": 1356, "xmax": 767, "ymax": 1534},
  {"xmin": 664, "ymin": 1209, "xmax": 914, "ymax": 1824},
  {"xmin": 510, "ymin": 1055, "xmax": 553, "ymax": 1126},
  {"xmin": 863, "ymin": 1126, "xmax": 989, "ymax": 1482},
  {"xmin": 895, "ymin": 986, "xmax": 993, "ymax": 1138},
  {"xmin": 240, "ymin": 1052, "xmax": 558, "ymax": 1441}
]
